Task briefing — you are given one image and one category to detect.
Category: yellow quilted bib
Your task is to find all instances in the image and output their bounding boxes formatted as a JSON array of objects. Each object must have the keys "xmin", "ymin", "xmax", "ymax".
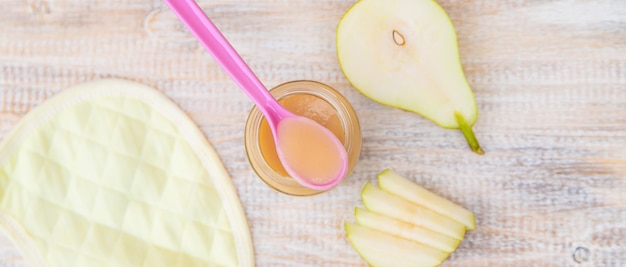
[{"xmin": 0, "ymin": 79, "xmax": 254, "ymax": 266}]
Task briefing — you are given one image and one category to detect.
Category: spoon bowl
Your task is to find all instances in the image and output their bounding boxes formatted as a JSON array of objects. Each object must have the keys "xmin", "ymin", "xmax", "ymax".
[{"xmin": 164, "ymin": 0, "xmax": 349, "ymax": 191}]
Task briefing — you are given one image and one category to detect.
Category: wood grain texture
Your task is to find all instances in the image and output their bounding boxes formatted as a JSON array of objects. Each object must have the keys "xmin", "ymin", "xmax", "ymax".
[{"xmin": 1, "ymin": 0, "xmax": 626, "ymax": 266}]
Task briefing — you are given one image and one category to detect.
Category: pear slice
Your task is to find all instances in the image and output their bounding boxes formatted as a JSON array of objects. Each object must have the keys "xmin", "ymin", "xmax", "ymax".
[
  {"xmin": 345, "ymin": 222, "xmax": 446, "ymax": 267},
  {"xmin": 355, "ymin": 208, "xmax": 462, "ymax": 253},
  {"xmin": 336, "ymin": 0, "xmax": 483, "ymax": 154},
  {"xmin": 378, "ymin": 169, "xmax": 476, "ymax": 230},
  {"xmin": 361, "ymin": 183, "xmax": 465, "ymax": 239}
]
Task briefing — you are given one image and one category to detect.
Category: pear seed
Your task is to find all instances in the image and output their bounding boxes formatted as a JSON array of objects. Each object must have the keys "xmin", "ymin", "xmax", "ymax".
[{"xmin": 392, "ymin": 30, "xmax": 406, "ymax": 46}]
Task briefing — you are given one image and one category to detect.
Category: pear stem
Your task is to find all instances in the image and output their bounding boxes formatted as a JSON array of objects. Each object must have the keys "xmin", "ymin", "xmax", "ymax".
[{"xmin": 454, "ymin": 112, "xmax": 484, "ymax": 155}]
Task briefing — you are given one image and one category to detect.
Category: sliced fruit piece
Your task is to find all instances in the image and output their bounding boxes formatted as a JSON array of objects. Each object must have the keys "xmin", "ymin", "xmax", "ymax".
[
  {"xmin": 345, "ymin": 222, "xmax": 446, "ymax": 267},
  {"xmin": 355, "ymin": 208, "xmax": 462, "ymax": 253},
  {"xmin": 361, "ymin": 183, "xmax": 465, "ymax": 239},
  {"xmin": 378, "ymin": 169, "xmax": 476, "ymax": 230},
  {"xmin": 336, "ymin": 0, "xmax": 483, "ymax": 154}
]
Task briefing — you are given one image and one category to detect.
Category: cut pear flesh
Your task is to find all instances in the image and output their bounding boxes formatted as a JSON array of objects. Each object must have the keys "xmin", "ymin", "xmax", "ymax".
[
  {"xmin": 345, "ymin": 222, "xmax": 446, "ymax": 267},
  {"xmin": 361, "ymin": 183, "xmax": 465, "ymax": 239},
  {"xmin": 336, "ymin": 0, "xmax": 482, "ymax": 154},
  {"xmin": 378, "ymin": 169, "xmax": 476, "ymax": 230},
  {"xmin": 355, "ymin": 208, "xmax": 461, "ymax": 253}
]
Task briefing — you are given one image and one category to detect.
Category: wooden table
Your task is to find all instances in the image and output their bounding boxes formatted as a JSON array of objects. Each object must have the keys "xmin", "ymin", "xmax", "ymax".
[{"xmin": 1, "ymin": 0, "xmax": 625, "ymax": 266}]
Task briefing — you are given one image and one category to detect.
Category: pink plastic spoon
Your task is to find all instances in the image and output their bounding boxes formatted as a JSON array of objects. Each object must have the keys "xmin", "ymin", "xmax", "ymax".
[{"xmin": 164, "ymin": 0, "xmax": 348, "ymax": 191}]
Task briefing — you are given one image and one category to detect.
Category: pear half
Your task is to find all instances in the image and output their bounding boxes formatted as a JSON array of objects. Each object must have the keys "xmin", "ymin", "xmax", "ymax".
[{"xmin": 337, "ymin": 0, "xmax": 483, "ymax": 154}]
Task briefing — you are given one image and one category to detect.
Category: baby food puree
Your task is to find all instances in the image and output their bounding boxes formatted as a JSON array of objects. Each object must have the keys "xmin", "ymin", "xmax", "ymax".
[
  {"xmin": 260, "ymin": 94, "xmax": 345, "ymax": 180},
  {"xmin": 245, "ymin": 80, "xmax": 361, "ymax": 196}
]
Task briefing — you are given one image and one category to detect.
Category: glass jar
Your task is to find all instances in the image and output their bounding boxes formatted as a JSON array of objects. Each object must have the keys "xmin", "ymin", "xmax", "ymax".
[{"xmin": 244, "ymin": 80, "xmax": 361, "ymax": 196}]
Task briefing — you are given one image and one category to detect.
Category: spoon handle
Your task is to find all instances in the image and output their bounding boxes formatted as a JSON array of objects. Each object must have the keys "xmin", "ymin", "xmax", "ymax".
[{"xmin": 164, "ymin": 0, "xmax": 280, "ymax": 121}]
